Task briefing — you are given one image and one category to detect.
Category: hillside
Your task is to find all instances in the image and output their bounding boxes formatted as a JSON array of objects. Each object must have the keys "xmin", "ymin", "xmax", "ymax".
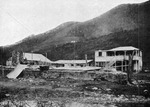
[
  {"xmin": 0, "ymin": 1, "xmax": 150, "ymax": 66},
  {"xmin": 39, "ymin": 28, "xmax": 150, "ymax": 64}
]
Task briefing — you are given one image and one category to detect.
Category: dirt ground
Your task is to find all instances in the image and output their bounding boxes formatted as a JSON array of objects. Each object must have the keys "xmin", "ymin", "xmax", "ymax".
[{"xmin": 0, "ymin": 71, "xmax": 150, "ymax": 107}]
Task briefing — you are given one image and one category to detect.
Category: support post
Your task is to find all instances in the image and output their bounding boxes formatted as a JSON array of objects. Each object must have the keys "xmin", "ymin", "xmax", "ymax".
[
  {"xmin": 2, "ymin": 65, "xmax": 4, "ymax": 77},
  {"xmin": 125, "ymin": 51, "xmax": 127, "ymax": 72},
  {"xmin": 114, "ymin": 51, "xmax": 116, "ymax": 70},
  {"xmin": 85, "ymin": 54, "xmax": 88, "ymax": 66},
  {"xmin": 122, "ymin": 60, "xmax": 123, "ymax": 72}
]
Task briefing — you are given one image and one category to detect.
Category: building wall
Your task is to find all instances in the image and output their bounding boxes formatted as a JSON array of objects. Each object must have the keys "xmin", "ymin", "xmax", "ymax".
[
  {"xmin": 52, "ymin": 63, "xmax": 89, "ymax": 68},
  {"xmin": 6, "ymin": 61, "xmax": 12, "ymax": 66},
  {"xmin": 95, "ymin": 49, "xmax": 142, "ymax": 72}
]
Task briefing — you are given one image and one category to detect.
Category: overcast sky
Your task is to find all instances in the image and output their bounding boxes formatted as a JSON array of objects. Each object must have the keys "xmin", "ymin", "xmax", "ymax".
[{"xmin": 0, "ymin": 0, "xmax": 147, "ymax": 46}]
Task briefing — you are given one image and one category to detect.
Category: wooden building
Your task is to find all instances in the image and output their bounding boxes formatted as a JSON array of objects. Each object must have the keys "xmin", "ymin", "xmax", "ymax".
[{"xmin": 95, "ymin": 46, "xmax": 142, "ymax": 72}]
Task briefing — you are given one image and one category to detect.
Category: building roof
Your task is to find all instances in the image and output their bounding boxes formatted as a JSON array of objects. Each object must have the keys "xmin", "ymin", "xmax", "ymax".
[
  {"xmin": 109, "ymin": 46, "xmax": 139, "ymax": 51},
  {"xmin": 96, "ymin": 46, "xmax": 139, "ymax": 52},
  {"xmin": 7, "ymin": 64, "xmax": 27, "ymax": 79},
  {"xmin": 53, "ymin": 60, "xmax": 92, "ymax": 64},
  {"xmin": 23, "ymin": 53, "xmax": 52, "ymax": 63}
]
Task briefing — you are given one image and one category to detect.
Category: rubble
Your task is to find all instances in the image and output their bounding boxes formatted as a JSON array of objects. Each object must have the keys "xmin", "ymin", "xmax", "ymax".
[
  {"xmin": 0, "ymin": 68, "xmax": 150, "ymax": 107},
  {"xmin": 94, "ymin": 70, "xmax": 127, "ymax": 84}
]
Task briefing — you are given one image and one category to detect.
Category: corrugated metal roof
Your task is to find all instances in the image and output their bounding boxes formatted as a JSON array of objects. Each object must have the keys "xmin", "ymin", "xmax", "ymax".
[
  {"xmin": 23, "ymin": 53, "xmax": 52, "ymax": 63},
  {"xmin": 53, "ymin": 60, "xmax": 92, "ymax": 64}
]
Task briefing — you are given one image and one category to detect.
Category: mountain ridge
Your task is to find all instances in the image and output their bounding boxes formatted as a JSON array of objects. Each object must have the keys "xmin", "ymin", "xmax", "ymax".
[
  {"xmin": 0, "ymin": 1, "xmax": 150, "ymax": 66},
  {"xmin": 8, "ymin": 1, "xmax": 150, "ymax": 50}
]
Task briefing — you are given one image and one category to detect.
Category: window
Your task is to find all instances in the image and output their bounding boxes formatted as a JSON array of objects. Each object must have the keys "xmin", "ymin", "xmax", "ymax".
[
  {"xmin": 99, "ymin": 52, "xmax": 102, "ymax": 56},
  {"xmin": 116, "ymin": 51, "xmax": 124, "ymax": 56},
  {"xmin": 126, "ymin": 50, "xmax": 136, "ymax": 56},
  {"xmin": 107, "ymin": 51, "xmax": 114, "ymax": 56}
]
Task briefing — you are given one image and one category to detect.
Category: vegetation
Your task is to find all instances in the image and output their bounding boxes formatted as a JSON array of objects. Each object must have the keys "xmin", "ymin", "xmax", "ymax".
[{"xmin": 0, "ymin": 1, "xmax": 150, "ymax": 67}]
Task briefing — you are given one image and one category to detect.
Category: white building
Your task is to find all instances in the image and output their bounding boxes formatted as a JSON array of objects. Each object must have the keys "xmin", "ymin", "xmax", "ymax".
[
  {"xmin": 95, "ymin": 46, "xmax": 142, "ymax": 72},
  {"xmin": 52, "ymin": 60, "xmax": 93, "ymax": 68}
]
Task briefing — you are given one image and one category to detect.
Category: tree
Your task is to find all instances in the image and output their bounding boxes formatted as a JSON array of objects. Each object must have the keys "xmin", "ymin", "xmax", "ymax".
[{"xmin": 127, "ymin": 50, "xmax": 135, "ymax": 84}]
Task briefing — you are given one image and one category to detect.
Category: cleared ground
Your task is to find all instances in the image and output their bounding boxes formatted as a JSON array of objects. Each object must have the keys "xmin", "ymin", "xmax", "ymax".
[{"xmin": 0, "ymin": 71, "xmax": 150, "ymax": 107}]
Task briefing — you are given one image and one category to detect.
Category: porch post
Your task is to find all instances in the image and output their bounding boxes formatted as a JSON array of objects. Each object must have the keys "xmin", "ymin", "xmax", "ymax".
[
  {"xmin": 122, "ymin": 59, "xmax": 123, "ymax": 72},
  {"xmin": 125, "ymin": 51, "xmax": 127, "ymax": 72},
  {"xmin": 114, "ymin": 51, "xmax": 116, "ymax": 70}
]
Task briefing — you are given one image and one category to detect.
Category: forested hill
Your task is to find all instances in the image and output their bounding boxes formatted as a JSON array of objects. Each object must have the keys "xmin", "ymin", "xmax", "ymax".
[{"xmin": 0, "ymin": 1, "xmax": 150, "ymax": 66}]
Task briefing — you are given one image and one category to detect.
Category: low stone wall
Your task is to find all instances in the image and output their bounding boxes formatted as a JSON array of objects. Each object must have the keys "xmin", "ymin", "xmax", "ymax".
[{"xmin": 42, "ymin": 70, "xmax": 94, "ymax": 80}]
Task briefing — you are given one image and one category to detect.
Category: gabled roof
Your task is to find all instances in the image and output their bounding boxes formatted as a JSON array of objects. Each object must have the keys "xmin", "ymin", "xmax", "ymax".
[
  {"xmin": 53, "ymin": 60, "xmax": 92, "ymax": 64},
  {"xmin": 23, "ymin": 53, "xmax": 52, "ymax": 63}
]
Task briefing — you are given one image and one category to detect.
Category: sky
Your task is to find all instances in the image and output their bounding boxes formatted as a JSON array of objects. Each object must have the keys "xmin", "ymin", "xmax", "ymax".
[{"xmin": 0, "ymin": 0, "xmax": 148, "ymax": 46}]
